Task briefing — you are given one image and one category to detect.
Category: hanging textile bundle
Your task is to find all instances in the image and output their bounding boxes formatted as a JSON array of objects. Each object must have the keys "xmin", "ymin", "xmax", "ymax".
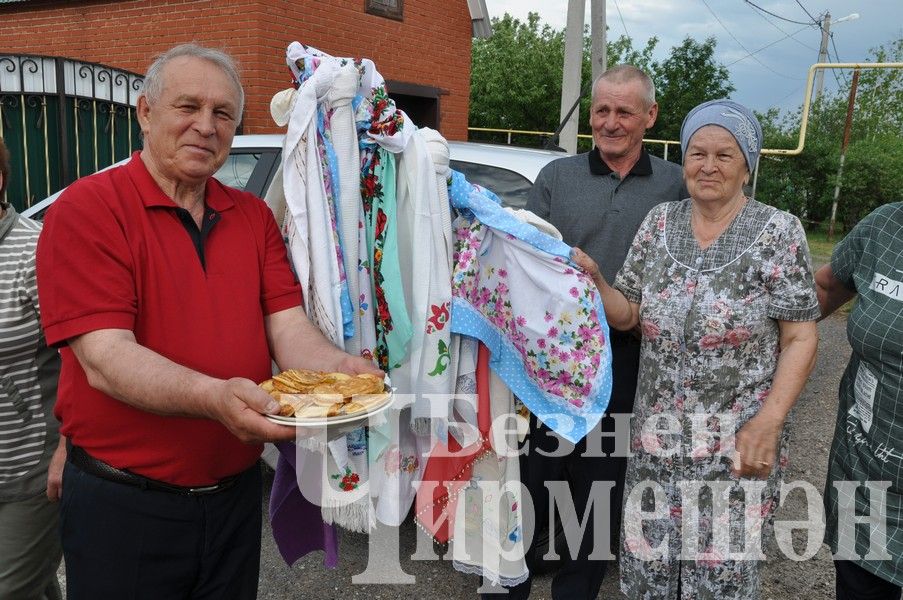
[
  {"xmin": 447, "ymin": 171, "xmax": 613, "ymax": 444},
  {"xmin": 267, "ymin": 41, "xmax": 612, "ymax": 582}
]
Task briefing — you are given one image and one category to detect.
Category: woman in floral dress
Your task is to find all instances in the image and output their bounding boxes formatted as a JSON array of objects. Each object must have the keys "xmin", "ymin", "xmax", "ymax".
[{"xmin": 573, "ymin": 100, "xmax": 819, "ymax": 599}]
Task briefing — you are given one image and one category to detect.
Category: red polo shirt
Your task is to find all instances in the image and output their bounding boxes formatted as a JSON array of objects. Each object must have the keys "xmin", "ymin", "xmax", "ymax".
[{"xmin": 37, "ymin": 152, "xmax": 302, "ymax": 485}]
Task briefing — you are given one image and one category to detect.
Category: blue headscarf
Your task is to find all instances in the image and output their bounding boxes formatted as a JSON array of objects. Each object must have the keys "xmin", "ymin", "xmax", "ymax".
[{"xmin": 680, "ymin": 99, "xmax": 763, "ymax": 171}]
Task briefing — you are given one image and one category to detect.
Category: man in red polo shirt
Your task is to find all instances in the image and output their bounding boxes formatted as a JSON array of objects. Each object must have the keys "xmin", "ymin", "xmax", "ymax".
[{"xmin": 36, "ymin": 43, "xmax": 379, "ymax": 599}]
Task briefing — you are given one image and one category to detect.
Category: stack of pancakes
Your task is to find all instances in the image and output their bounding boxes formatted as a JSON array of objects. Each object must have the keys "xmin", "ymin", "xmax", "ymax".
[{"xmin": 260, "ymin": 369, "xmax": 387, "ymax": 418}]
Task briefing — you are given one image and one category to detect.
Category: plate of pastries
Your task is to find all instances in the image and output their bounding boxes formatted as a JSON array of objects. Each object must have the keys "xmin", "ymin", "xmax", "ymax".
[{"xmin": 260, "ymin": 369, "xmax": 393, "ymax": 426}]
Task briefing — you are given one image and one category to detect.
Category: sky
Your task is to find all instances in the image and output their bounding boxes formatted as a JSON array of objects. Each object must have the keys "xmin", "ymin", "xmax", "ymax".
[{"xmin": 482, "ymin": 0, "xmax": 902, "ymax": 115}]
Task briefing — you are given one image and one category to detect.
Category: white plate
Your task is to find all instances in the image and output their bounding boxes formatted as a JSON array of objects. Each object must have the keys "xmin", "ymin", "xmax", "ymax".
[{"xmin": 265, "ymin": 389, "xmax": 395, "ymax": 427}]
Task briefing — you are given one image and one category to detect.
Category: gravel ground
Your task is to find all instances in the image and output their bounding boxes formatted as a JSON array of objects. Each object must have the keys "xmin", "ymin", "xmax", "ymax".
[{"xmin": 255, "ymin": 314, "xmax": 851, "ymax": 600}]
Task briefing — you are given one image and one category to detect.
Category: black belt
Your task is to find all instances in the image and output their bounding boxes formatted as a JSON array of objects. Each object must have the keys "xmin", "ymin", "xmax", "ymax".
[{"xmin": 69, "ymin": 445, "xmax": 239, "ymax": 496}]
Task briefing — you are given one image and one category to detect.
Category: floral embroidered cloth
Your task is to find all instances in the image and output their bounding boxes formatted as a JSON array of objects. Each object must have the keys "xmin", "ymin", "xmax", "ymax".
[
  {"xmin": 359, "ymin": 123, "xmax": 412, "ymax": 371},
  {"xmin": 277, "ymin": 61, "xmax": 345, "ymax": 345},
  {"xmin": 393, "ymin": 129, "xmax": 456, "ymax": 417},
  {"xmin": 448, "ymin": 171, "xmax": 612, "ymax": 444},
  {"xmin": 614, "ymin": 199, "xmax": 819, "ymax": 599},
  {"xmin": 273, "ymin": 44, "xmax": 384, "ymax": 533}
]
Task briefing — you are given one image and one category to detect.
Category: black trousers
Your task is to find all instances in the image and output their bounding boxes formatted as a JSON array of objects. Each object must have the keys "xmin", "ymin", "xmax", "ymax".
[
  {"xmin": 60, "ymin": 459, "xmax": 262, "ymax": 600},
  {"xmin": 835, "ymin": 560, "xmax": 902, "ymax": 600},
  {"xmin": 484, "ymin": 335, "xmax": 641, "ymax": 599}
]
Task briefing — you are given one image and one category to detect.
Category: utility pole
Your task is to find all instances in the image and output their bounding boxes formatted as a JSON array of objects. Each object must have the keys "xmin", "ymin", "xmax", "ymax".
[
  {"xmin": 559, "ymin": 0, "xmax": 585, "ymax": 154},
  {"xmin": 828, "ymin": 69, "xmax": 860, "ymax": 241},
  {"xmin": 590, "ymin": 0, "xmax": 607, "ymax": 83},
  {"xmin": 814, "ymin": 11, "xmax": 831, "ymax": 102}
]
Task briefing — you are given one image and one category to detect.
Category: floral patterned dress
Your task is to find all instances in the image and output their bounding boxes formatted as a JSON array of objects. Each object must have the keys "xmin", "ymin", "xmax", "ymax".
[{"xmin": 614, "ymin": 199, "xmax": 820, "ymax": 600}]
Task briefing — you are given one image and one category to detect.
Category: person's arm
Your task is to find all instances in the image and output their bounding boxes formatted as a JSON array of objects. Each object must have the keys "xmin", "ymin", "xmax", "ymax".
[
  {"xmin": 46, "ymin": 435, "xmax": 66, "ymax": 501},
  {"xmin": 733, "ymin": 319, "xmax": 818, "ymax": 478},
  {"xmin": 265, "ymin": 306, "xmax": 383, "ymax": 376},
  {"xmin": 815, "ymin": 264, "xmax": 856, "ymax": 320},
  {"xmin": 69, "ymin": 329, "xmax": 297, "ymax": 443},
  {"xmin": 572, "ymin": 247, "xmax": 640, "ymax": 331}
]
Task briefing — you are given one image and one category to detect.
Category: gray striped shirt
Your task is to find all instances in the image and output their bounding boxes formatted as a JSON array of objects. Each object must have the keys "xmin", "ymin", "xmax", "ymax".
[{"xmin": 0, "ymin": 206, "xmax": 60, "ymax": 501}]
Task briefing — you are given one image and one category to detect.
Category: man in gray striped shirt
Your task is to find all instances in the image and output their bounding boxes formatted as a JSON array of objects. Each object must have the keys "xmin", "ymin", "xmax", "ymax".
[{"xmin": 0, "ymin": 136, "xmax": 64, "ymax": 599}]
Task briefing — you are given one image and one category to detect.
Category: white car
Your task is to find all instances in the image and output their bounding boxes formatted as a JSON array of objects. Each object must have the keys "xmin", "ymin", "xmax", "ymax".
[{"xmin": 23, "ymin": 135, "xmax": 566, "ymax": 220}]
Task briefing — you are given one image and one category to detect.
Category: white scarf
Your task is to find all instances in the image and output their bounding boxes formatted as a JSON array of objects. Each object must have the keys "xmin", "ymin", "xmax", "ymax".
[
  {"xmin": 394, "ymin": 128, "xmax": 456, "ymax": 427},
  {"xmin": 328, "ymin": 63, "xmax": 377, "ymax": 358},
  {"xmin": 277, "ymin": 64, "xmax": 344, "ymax": 345}
]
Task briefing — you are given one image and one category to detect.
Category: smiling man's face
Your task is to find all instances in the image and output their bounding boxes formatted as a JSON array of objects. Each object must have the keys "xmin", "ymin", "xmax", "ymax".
[
  {"xmin": 589, "ymin": 78, "xmax": 657, "ymax": 165},
  {"xmin": 137, "ymin": 56, "xmax": 240, "ymax": 190}
]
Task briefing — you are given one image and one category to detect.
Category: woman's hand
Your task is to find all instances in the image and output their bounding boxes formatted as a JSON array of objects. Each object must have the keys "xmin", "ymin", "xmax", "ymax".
[
  {"xmin": 815, "ymin": 264, "xmax": 856, "ymax": 319},
  {"xmin": 730, "ymin": 320, "xmax": 817, "ymax": 479},
  {"xmin": 732, "ymin": 412, "xmax": 784, "ymax": 479},
  {"xmin": 571, "ymin": 246, "xmax": 640, "ymax": 331},
  {"xmin": 572, "ymin": 247, "xmax": 603, "ymax": 287}
]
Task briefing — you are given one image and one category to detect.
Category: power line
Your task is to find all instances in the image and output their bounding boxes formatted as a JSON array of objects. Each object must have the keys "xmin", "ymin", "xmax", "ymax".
[
  {"xmin": 830, "ymin": 33, "xmax": 844, "ymax": 64},
  {"xmin": 740, "ymin": 0, "xmax": 820, "ymax": 52},
  {"xmin": 743, "ymin": 0, "xmax": 814, "ymax": 26},
  {"xmin": 612, "ymin": 0, "xmax": 630, "ymax": 39},
  {"xmin": 726, "ymin": 25, "xmax": 812, "ymax": 66},
  {"xmin": 775, "ymin": 82, "xmax": 809, "ymax": 108},
  {"xmin": 794, "ymin": 0, "xmax": 821, "ymax": 25},
  {"xmin": 829, "ymin": 34, "xmax": 850, "ymax": 87},
  {"xmin": 700, "ymin": 0, "xmax": 802, "ymax": 80}
]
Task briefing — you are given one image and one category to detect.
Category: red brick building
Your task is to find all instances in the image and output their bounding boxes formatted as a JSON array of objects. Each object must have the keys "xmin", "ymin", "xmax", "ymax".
[{"xmin": 0, "ymin": 0, "xmax": 478, "ymax": 138}]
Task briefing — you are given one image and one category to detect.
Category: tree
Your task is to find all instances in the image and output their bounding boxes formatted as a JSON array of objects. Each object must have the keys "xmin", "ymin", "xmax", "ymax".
[
  {"xmin": 838, "ymin": 134, "xmax": 903, "ymax": 229},
  {"xmin": 469, "ymin": 13, "xmax": 565, "ymax": 136},
  {"xmin": 849, "ymin": 37, "xmax": 903, "ymax": 141},
  {"xmin": 755, "ymin": 38, "xmax": 903, "ymax": 230},
  {"xmin": 468, "ymin": 15, "xmax": 733, "ymax": 153},
  {"xmin": 648, "ymin": 37, "xmax": 735, "ymax": 143}
]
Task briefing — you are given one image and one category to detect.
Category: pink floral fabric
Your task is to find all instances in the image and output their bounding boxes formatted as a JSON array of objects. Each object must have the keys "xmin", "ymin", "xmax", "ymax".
[{"xmin": 451, "ymin": 218, "xmax": 612, "ymax": 444}]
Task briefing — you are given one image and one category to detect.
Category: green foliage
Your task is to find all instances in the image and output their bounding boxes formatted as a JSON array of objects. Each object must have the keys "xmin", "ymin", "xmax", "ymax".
[
  {"xmin": 755, "ymin": 38, "xmax": 903, "ymax": 231},
  {"xmin": 607, "ymin": 34, "xmax": 657, "ymax": 72},
  {"xmin": 648, "ymin": 37, "xmax": 735, "ymax": 143},
  {"xmin": 837, "ymin": 134, "xmax": 903, "ymax": 229},
  {"xmin": 850, "ymin": 38, "xmax": 903, "ymax": 140},
  {"xmin": 469, "ymin": 13, "xmax": 565, "ymax": 136},
  {"xmin": 468, "ymin": 15, "xmax": 732, "ymax": 151}
]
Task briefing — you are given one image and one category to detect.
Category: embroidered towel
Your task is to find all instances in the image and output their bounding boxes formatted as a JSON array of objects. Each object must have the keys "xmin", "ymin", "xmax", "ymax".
[
  {"xmin": 451, "ymin": 356, "xmax": 529, "ymax": 587},
  {"xmin": 448, "ymin": 172, "xmax": 613, "ymax": 444},
  {"xmin": 394, "ymin": 129, "xmax": 456, "ymax": 419},
  {"xmin": 277, "ymin": 65, "xmax": 344, "ymax": 345}
]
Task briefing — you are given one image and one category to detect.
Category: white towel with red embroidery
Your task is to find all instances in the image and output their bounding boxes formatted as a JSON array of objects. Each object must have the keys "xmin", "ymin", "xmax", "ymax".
[{"xmin": 394, "ymin": 128, "xmax": 456, "ymax": 422}]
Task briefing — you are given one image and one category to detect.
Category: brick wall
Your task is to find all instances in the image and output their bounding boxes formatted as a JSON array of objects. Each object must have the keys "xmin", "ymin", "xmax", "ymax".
[{"xmin": 0, "ymin": 0, "xmax": 472, "ymax": 139}]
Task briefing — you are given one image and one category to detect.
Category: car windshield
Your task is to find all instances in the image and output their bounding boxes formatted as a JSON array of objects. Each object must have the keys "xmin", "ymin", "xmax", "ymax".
[
  {"xmin": 449, "ymin": 160, "xmax": 533, "ymax": 209},
  {"xmin": 214, "ymin": 152, "xmax": 261, "ymax": 190}
]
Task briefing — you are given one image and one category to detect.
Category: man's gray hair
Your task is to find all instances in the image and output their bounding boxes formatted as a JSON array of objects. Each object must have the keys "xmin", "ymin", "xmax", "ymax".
[
  {"xmin": 139, "ymin": 43, "xmax": 244, "ymax": 120},
  {"xmin": 591, "ymin": 65, "xmax": 656, "ymax": 107}
]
